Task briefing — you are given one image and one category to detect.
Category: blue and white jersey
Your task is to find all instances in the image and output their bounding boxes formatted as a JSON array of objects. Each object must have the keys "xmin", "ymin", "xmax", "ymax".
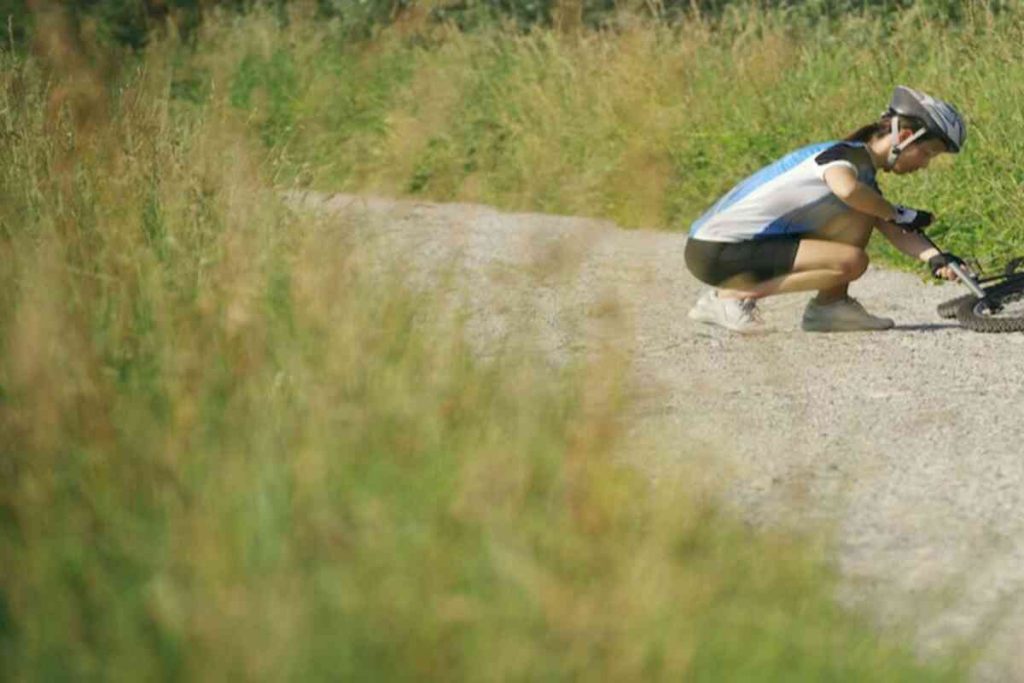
[{"xmin": 689, "ymin": 141, "xmax": 879, "ymax": 243}]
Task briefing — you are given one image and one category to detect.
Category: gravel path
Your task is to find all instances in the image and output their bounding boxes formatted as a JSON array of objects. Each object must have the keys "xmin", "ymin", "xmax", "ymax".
[{"xmin": 292, "ymin": 191, "xmax": 1024, "ymax": 680}]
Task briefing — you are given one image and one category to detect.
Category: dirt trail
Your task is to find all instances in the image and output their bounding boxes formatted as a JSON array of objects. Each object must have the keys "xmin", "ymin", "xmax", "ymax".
[{"xmin": 292, "ymin": 191, "xmax": 1024, "ymax": 680}]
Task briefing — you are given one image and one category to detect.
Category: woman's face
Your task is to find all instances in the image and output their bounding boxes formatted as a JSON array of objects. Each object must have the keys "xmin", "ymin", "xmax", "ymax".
[{"xmin": 892, "ymin": 138, "xmax": 948, "ymax": 174}]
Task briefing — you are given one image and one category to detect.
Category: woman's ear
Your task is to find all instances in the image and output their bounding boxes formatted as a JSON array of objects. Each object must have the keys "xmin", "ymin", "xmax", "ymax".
[{"xmin": 897, "ymin": 128, "xmax": 916, "ymax": 144}]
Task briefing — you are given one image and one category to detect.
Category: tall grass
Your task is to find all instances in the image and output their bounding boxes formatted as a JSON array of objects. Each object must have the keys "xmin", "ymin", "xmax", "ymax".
[
  {"xmin": 0, "ymin": 8, "xmax": 966, "ymax": 680},
  {"xmin": 227, "ymin": 2, "xmax": 1024, "ymax": 267}
]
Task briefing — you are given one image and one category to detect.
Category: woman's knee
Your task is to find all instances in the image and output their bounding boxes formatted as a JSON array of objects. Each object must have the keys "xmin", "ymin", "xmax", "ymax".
[
  {"xmin": 817, "ymin": 211, "xmax": 875, "ymax": 247},
  {"xmin": 838, "ymin": 249, "xmax": 869, "ymax": 280}
]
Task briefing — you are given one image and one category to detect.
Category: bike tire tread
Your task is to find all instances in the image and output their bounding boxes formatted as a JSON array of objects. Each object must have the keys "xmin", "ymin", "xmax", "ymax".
[
  {"xmin": 937, "ymin": 294, "xmax": 975, "ymax": 319},
  {"xmin": 956, "ymin": 297, "xmax": 1024, "ymax": 332}
]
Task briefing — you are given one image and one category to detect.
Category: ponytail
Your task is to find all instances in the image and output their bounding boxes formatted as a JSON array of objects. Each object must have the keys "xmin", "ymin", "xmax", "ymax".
[
  {"xmin": 844, "ymin": 115, "xmax": 934, "ymax": 145},
  {"xmin": 845, "ymin": 120, "xmax": 888, "ymax": 144}
]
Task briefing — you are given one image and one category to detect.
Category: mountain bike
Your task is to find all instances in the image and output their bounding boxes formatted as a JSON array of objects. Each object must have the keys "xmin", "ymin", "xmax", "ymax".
[{"xmin": 928, "ymin": 230, "xmax": 1024, "ymax": 333}]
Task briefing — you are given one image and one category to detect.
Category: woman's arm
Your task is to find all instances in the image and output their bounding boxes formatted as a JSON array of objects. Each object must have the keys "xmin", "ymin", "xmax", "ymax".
[
  {"xmin": 874, "ymin": 220, "xmax": 940, "ymax": 261},
  {"xmin": 823, "ymin": 166, "xmax": 941, "ymax": 262},
  {"xmin": 823, "ymin": 166, "xmax": 897, "ymax": 222},
  {"xmin": 875, "ymin": 221, "xmax": 966, "ymax": 281},
  {"xmin": 824, "ymin": 165, "xmax": 962, "ymax": 279}
]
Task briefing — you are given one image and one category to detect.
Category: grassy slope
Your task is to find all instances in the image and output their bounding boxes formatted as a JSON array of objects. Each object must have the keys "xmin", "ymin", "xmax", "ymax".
[
  {"xmin": 246, "ymin": 4, "xmax": 1024, "ymax": 271},
  {"xmin": 0, "ymin": 7, "xmax": 971, "ymax": 680}
]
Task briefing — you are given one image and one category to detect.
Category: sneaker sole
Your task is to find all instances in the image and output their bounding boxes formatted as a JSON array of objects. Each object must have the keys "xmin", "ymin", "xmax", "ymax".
[{"xmin": 689, "ymin": 308, "xmax": 765, "ymax": 334}]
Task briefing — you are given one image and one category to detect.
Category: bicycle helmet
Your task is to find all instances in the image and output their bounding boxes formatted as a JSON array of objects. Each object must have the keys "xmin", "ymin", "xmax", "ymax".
[{"xmin": 882, "ymin": 86, "xmax": 966, "ymax": 168}]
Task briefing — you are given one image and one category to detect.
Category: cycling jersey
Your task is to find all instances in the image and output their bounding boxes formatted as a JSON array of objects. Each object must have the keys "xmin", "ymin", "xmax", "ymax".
[{"xmin": 689, "ymin": 141, "xmax": 880, "ymax": 243}]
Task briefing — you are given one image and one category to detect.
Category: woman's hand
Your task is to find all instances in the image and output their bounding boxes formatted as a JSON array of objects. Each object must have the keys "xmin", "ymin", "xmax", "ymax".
[{"xmin": 928, "ymin": 252, "xmax": 969, "ymax": 281}]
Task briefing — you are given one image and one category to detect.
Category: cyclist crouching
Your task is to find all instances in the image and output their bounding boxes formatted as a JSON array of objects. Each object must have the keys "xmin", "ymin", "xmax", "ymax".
[{"xmin": 685, "ymin": 86, "xmax": 967, "ymax": 333}]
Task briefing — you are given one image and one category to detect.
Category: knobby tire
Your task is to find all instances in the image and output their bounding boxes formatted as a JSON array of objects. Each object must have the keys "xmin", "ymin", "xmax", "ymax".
[
  {"xmin": 955, "ymin": 287, "xmax": 1024, "ymax": 333},
  {"xmin": 936, "ymin": 294, "xmax": 975, "ymax": 319}
]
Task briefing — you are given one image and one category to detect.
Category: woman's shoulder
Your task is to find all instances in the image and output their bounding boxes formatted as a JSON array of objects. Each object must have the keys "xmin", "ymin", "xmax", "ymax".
[
  {"xmin": 777, "ymin": 140, "xmax": 864, "ymax": 163},
  {"xmin": 812, "ymin": 140, "xmax": 873, "ymax": 167}
]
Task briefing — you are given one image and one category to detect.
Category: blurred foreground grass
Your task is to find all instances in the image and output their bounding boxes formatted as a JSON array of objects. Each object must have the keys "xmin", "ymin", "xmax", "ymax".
[{"xmin": 0, "ymin": 7, "xmax": 967, "ymax": 681}]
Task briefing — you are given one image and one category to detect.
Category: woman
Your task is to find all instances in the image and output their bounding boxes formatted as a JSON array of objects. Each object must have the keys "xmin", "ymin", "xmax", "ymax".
[{"xmin": 685, "ymin": 86, "xmax": 968, "ymax": 333}]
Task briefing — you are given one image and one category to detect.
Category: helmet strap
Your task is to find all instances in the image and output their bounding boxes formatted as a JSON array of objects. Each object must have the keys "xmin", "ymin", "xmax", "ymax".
[{"xmin": 885, "ymin": 116, "xmax": 928, "ymax": 169}]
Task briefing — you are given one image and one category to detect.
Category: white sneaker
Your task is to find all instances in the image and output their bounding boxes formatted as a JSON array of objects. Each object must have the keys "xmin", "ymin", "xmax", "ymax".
[
  {"xmin": 801, "ymin": 295, "xmax": 894, "ymax": 332},
  {"xmin": 688, "ymin": 289, "xmax": 764, "ymax": 334}
]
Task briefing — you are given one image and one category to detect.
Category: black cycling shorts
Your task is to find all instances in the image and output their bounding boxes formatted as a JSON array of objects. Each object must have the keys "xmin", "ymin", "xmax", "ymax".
[{"xmin": 684, "ymin": 235, "xmax": 801, "ymax": 287}]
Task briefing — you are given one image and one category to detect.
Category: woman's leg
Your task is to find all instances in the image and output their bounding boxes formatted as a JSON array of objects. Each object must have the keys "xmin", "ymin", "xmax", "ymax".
[{"xmin": 718, "ymin": 211, "xmax": 875, "ymax": 300}]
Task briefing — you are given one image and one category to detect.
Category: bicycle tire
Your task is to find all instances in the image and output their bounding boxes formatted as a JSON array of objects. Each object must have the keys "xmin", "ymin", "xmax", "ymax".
[
  {"xmin": 937, "ymin": 293, "xmax": 975, "ymax": 319},
  {"xmin": 956, "ymin": 287, "xmax": 1024, "ymax": 332}
]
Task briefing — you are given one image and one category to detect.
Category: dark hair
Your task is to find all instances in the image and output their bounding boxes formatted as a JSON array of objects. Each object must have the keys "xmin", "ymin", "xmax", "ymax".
[{"xmin": 844, "ymin": 115, "xmax": 940, "ymax": 146}]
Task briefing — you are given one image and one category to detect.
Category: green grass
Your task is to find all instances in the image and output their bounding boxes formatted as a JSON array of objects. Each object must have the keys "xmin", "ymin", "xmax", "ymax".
[
  {"xmin": 0, "ymin": 6, "xmax": 974, "ymax": 681},
  {"xmin": 218, "ymin": 2, "xmax": 1024, "ymax": 270}
]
